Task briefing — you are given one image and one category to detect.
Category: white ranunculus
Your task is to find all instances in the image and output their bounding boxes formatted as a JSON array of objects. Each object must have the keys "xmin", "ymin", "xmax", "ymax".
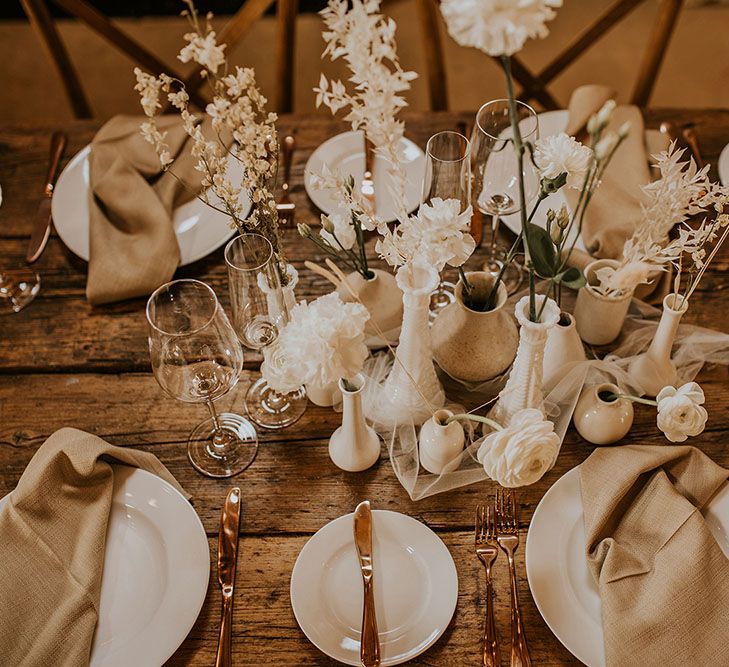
[
  {"xmin": 533, "ymin": 133, "xmax": 592, "ymax": 189},
  {"xmin": 477, "ymin": 409, "xmax": 560, "ymax": 487},
  {"xmin": 320, "ymin": 211, "xmax": 357, "ymax": 250},
  {"xmin": 656, "ymin": 382, "xmax": 708, "ymax": 442},
  {"xmin": 440, "ymin": 0, "xmax": 562, "ymax": 57}
]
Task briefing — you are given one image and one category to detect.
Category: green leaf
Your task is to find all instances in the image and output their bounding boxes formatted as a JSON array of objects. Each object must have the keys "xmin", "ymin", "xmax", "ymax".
[
  {"xmin": 526, "ymin": 223, "xmax": 558, "ymax": 278},
  {"xmin": 554, "ymin": 266, "xmax": 587, "ymax": 289}
]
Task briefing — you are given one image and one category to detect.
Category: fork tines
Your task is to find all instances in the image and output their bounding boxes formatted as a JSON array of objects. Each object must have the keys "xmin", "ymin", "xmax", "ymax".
[{"xmin": 495, "ymin": 488, "xmax": 518, "ymax": 534}]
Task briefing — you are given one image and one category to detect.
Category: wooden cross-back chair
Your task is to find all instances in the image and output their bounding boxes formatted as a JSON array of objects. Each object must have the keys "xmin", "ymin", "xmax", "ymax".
[
  {"xmin": 415, "ymin": 0, "xmax": 684, "ymax": 111},
  {"xmin": 20, "ymin": 0, "xmax": 299, "ymax": 119}
]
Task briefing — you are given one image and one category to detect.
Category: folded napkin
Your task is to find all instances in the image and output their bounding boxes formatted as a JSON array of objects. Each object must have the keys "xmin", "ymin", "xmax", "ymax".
[
  {"xmin": 563, "ymin": 85, "xmax": 671, "ymax": 303},
  {"xmin": 0, "ymin": 428, "xmax": 188, "ymax": 666},
  {"xmin": 87, "ymin": 115, "xmax": 205, "ymax": 305},
  {"xmin": 580, "ymin": 445, "xmax": 729, "ymax": 667}
]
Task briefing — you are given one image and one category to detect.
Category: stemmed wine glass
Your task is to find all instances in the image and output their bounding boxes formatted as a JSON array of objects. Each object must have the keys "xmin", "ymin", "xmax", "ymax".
[
  {"xmin": 146, "ymin": 279, "xmax": 258, "ymax": 478},
  {"xmin": 471, "ymin": 99, "xmax": 539, "ymax": 293},
  {"xmin": 225, "ymin": 233, "xmax": 307, "ymax": 429},
  {"xmin": 421, "ymin": 130, "xmax": 472, "ymax": 319}
]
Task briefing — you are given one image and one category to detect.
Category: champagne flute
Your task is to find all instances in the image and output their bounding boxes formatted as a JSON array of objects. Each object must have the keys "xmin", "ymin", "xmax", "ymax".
[
  {"xmin": 421, "ymin": 130, "xmax": 472, "ymax": 319},
  {"xmin": 471, "ymin": 99, "xmax": 539, "ymax": 293},
  {"xmin": 225, "ymin": 233, "xmax": 307, "ymax": 429},
  {"xmin": 146, "ymin": 279, "xmax": 258, "ymax": 478}
]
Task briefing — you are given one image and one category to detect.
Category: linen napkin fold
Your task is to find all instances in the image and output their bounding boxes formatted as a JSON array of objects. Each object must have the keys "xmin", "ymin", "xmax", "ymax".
[
  {"xmin": 580, "ymin": 445, "xmax": 729, "ymax": 667},
  {"xmin": 563, "ymin": 85, "xmax": 671, "ymax": 303},
  {"xmin": 0, "ymin": 427, "xmax": 188, "ymax": 666},
  {"xmin": 87, "ymin": 115, "xmax": 205, "ymax": 305}
]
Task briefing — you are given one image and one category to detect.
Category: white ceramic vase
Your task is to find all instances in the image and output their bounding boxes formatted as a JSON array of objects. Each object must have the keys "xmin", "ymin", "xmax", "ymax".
[
  {"xmin": 490, "ymin": 295, "xmax": 560, "ymax": 426},
  {"xmin": 336, "ymin": 268, "xmax": 403, "ymax": 347},
  {"xmin": 418, "ymin": 409, "xmax": 465, "ymax": 475},
  {"xmin": 367, "ymin": 263, "xmax": 445, "ymax": 429},
  {"xmin": 574, "ymin": 259, "xmax": 634, "ymax": 346},
  {"xmin": 543, "ymin": 312, "xmax": 586, "ymax": 387},
  {"xmin": 431, "ymin": 272, "xmax": 518, "ymax": 382},
  {"xmin": 628, "ymin": 293, "xmax": 687, "ymax": 397},
  {"xmin": 328, "ymin": 375, "xmax": 381, "ymax": 472},
  {"xmin": 573, "ymin": 382, "xmax": 634, "ymax": 445},
  {"xmin": 305, "ymin": 380, "xmax": 341, "ymax": 407}
]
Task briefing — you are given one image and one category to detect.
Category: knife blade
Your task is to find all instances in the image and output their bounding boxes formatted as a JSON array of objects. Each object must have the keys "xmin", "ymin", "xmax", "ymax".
[
  {"xmin": 27, "ymin": 131, "xmax": 67, "ymax": 263},
  {"xmin": 361, "ymin": 133, "xmax": 376, "ymax": 216},
  {"xmin": 215, "ymin": 487, "xmax": 242, "ymax": 667},
  {"xmin": 354, "ymin": 500, "xmax": 380, "ymax": 667}
]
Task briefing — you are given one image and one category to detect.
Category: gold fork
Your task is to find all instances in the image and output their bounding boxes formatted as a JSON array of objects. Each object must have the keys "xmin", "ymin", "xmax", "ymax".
[
  {"xmin": 276, "ymin": 134, "xmax": 296, "ymax": 224},
  {"xmin": 496, "ymin": 488, "xmax": 531, "ymax": 667},
  {"xmin": 475, "ymin": 503, "xmax": 500, "ymax": 667}
]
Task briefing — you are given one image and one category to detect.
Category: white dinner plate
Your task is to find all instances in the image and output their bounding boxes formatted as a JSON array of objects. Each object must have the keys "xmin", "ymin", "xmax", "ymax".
[
  {"xmin": 51, "ymin": 145, "xmax": 251, "ymax": 265},
  {"xmin": 0, "ymin": 465, "xmax": 209, "ymax": 666},
  {"xmin": 290, "ymin": 509, "xmax": 458, "ymax": 665},
  {"xmin": 304, "ymin": 130, "xmax": 425, "ymax": 223},
  {"xmin": 718, "ymin": 142, "xmax": 729, "ymax": 185},
  {"xmin": 525, "ymin": 465, "xmax": 729, "ymax": 667}
]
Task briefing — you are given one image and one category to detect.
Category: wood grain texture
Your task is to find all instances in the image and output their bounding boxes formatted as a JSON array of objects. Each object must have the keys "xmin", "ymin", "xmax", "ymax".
[{"xmin": 1, "ymin": 111, "xmax": 728, "ymax": 666}]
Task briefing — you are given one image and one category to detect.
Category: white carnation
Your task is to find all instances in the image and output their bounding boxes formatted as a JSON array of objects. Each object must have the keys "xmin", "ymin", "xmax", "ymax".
[
  {"xmin": 440, "ymin": 0, "xmax": 562, "ymax": 57},
  {"xmin": 656, "ymin": 382, "xmax": 708, "ymax": 443},
  {"xmin": 477, "ymin": 408, "xmax": 560, "ymax": 487},
  {"xmin": 533, "ymin": 133, "xmax": 592, "ymax": 189}
]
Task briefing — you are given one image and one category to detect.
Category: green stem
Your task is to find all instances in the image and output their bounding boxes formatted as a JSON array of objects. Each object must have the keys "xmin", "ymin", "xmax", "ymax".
[
  {"xmin": 458, "ymin": 266, "xmax": 472, "ymax": 294},
  {"xmin": 609, "ymin": 393, "xmax": 658, "ymax": 407},
  {"xmin": 445, "ymin": 413, "xmax": 503, "ymax": 431}
]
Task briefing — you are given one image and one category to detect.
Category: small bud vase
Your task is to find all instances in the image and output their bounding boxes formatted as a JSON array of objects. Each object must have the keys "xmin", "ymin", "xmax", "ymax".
[
  {"xmin": 431, "ymin": 272, "xmax": 518, "ymax": 382},
  {"xmin": 543, "ymin": 312, "xmax": 586, "ymax": 387},
  {"xmin": 328, "ymin": 374, "xmax": 380, "ymax": 472},
  {"xmin": 628, "ymin": 293, "xmax": 687, "ymax": 397},
  {"xmin": 573, "ymin": 382, "xmax": 634, "ymax": 445},
  {"xmin": 490, "ymin": 295, "xmax": 560, "ymax": 426},
  {"xmin": 366, "ymin": 263, "xmax": 446, "ymax": 429},
  {"xmin": 305, "ymin": 380, "xmax": 341, "ymax": 407},
  {"xmin": 419, "ymin": 409, "xmax": 465, "ymax": 475},
  {"xmin": 574, "ymin": 259, "xmax": 634, "ymax": 346},
  {"xmin": 336, "ymin": 268, "xmax": 403, "ymax": 347}
]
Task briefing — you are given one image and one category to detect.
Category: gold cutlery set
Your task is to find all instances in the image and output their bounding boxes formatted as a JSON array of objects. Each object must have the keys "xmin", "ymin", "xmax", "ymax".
[{"xmin": 475, "ymin": 489, "xmax": 531, "ymax": 667}]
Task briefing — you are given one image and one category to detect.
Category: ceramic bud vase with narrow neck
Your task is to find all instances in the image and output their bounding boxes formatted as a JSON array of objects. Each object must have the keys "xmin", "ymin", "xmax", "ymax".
[
  {"xmin": 419, "ymin": 409, "xmax": 465, "ymax": 475},
  {"xmin": 629, "ymin": 293, "xmax": 687, "ymax": 397},
  {"xmin": 573, "ymin": 382, "xmax": 634, "ymax": 445},
  {"xmin": 543, "ymin": 312, "xmax": 586, "ymax": 387},
  {"xmin": 367, "ymin": 263, "xmax": 445, "ymax": 429},
  {"xmin": 329, "ymin": 374, "xmax": 380, "ymax": 472},
  {"xmin": 336, "ymin": 268, "xmax": 403, "ymax": 348},
  {"xmin": 431, "ymin": 272, "xmax": 518, "ymax": 382},
  {"xmin": 574, "ymin": 259, "xmax": 633, "ymax": 346},
  {"xmin": 490, "ymin": 295, "xmax": 560, "ymax": 426}
]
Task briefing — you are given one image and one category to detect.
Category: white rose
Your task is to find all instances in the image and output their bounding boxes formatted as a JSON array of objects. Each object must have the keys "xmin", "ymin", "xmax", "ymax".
[
  {"xmin": 656, "ymin": 382, "xmax": 708, "ymax": 442},
  {"xmin": 260, "ymin": 342, "xmax": 304, "ymax": 395},
  {"xmin": 477, "ymin": 409, "xmax": 560, "ymax": 487}
]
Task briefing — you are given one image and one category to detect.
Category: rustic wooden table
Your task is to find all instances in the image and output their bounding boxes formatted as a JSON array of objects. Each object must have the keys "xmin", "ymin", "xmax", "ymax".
[{"xmin": 1, "ymin": 110, "xmax": 728, "ymax": 666}]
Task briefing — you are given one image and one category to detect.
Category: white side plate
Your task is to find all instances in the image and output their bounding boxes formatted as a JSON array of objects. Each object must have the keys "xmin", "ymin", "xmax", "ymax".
[{"xmin": 718, "ymin": 142, "xmax": 729, "ymax": 185}]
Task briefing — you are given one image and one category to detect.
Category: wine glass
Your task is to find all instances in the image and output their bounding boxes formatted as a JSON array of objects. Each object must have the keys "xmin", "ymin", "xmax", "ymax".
[
  {"xmin": 421, "ymin": 130, "xmax": 472, "ymax": 319},
  {"xmin": 471, "ymin": 99, "xmax": 539, "ymax": 293},
  {"xmin": 225, "ymin": 233, "xmax": 307, "ymax": 429},
  {"xmin": 146, "ymin": 279, "xmax": 258, "ymax": 478}
]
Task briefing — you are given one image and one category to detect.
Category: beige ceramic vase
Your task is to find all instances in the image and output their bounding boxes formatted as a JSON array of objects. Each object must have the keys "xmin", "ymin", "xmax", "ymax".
[
  {"xmin": 573, "ymin": 382, "xmax": 634, "ymax": 445},
  {"xmin": 418, "ymin": 409, "xmax": 466, "ymax": 475},
  {"xmin": 336, "ymin": 269, "xmax": 403, "ymax": 347},
  {"xmin": 431, "ymin": 272, "xmax": 518, "ymax": 383},
  {"xmin": 543, "ymin": 312, "xmax": 587, "ymax": 387}
]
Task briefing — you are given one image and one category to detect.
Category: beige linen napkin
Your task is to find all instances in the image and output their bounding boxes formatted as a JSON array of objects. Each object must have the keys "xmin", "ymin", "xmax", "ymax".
[
  {"xmin": 580, "ymin": 445, "xmax": 729, "ymax": 667},
  {"xmin": 0, "ymin": 427, "xmax": 188, "ymax": 666},
  {"xmin": 87, "ymin": 115, "xmax": 205, "ymax": 305},
  {"xmin": 563, "ymin": 85, "xmax": 671, "ymax": 303}
]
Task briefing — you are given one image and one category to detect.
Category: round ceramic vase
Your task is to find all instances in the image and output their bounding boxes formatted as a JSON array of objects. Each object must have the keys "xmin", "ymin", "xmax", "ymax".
[
  {"xmin": 573, "ymin": 382, "xmax": 634, "ymax": 445},
  {"xmin": 543, "ymin": 312, "xmax": 586, "ymax": 387},
  {"xmin": 574, "ymin": 259, "xmax": 634, "ymax": 346},
  {"xmin": 431, "ymin": 272, "xmax": 518, "ymax": 383},
  {"xmin": 305, "ymin": 380, "xmax": 341, "ymax": 407},
  {"xmin": 418, "ymin": 409, "xmax": 466, "ymax": 475}
]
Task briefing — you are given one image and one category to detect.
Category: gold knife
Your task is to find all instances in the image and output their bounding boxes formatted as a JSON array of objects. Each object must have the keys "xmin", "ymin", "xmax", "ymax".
[
  {"xmin": 215, "ymin": 487, "xmax": 242, "ymax": 667},
  {"xmin": 361, "ymin": 133, "xmax": 376, "ymax": 216},
  {"xmin": 353, "ymin": 500, "xmax": 380, "ymax": 667},
  {"xmin": 27, "ymin": 131, "xmax": 67, "ymax": 263}
]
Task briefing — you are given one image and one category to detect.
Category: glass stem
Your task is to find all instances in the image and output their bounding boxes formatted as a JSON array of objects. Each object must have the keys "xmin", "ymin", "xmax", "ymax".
[
  {"xmin": 206, "ymin": 399, "xmax": 227, "ymax": 448},
  {"xmin": 489, "ymin": 214, "xmax": 500, "ymax": 264}
]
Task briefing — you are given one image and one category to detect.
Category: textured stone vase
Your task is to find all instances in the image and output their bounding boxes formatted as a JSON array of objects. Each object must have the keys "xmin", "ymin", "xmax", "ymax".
[
  {"xmin": 431, "ymin": 272, "xmax": 518, "ymax": 383},
  {"xmin": 367, "ymin": 263, "xmax": 445, "ymax": 429},
  {"xmin": 543, "ymin": 312, "xmax": 587, "ymax": 387},
  {"xmin": 336, "ymin": 268, "xmax": 403, "ymax": 347},
  {"xmin": 628, "ymin": 293, "xmax": 687, "ymax": 397},
  {"xmin": 490, "ymin": 295, "xmax": 560, "ymax": 426},
  {"xmin": 573, "ymin": 382, "xmax": 634, "ymax": 445}
]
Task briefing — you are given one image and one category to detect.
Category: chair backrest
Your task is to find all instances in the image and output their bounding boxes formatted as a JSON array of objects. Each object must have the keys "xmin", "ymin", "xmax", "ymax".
[
  {"xmin": 416, "ymin": 0, "xmax": 685, "ymax": 111},
  {"xmin": 20, "ymin": 0, "xmax": 299, "ymax": 118}
]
